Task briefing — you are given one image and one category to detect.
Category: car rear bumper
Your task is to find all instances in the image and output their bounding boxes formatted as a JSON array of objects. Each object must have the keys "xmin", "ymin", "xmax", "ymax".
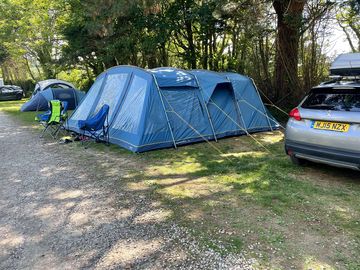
[{"xmin": 285, "ymin": 140, "xmax": 360, "ymax": 170}]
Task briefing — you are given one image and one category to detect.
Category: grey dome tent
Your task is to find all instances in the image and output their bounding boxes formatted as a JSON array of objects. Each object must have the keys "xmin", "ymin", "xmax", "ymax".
[
  {"xmin": 21, "ymin": 79, "xmax": 84, "ymax": 112},
  {"xmin": 32, "ymin": 79, "xmax": 76, "ymax": 97},
  {"xmin": 67, "ymin": 66, "xmax": 279, "ymax": 152},
  {"xmin": 21, "ymin": 88, "xmax": 85, "ymax": 112}
]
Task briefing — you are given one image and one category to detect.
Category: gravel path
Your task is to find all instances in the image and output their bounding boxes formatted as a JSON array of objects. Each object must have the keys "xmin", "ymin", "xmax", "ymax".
[{"xmin": 0, "ymin": 112, "xmax": 254, "ymax": 270}]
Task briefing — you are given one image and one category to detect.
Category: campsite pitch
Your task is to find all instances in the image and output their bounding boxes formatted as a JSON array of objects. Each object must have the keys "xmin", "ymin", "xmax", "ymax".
[
  {"xmin": 0, "ymin": 111, "xmax": 254, "ymax": 269},
  {"xmin": 0, "ymin": 100, "xmax": 360, "ymax": 269}
]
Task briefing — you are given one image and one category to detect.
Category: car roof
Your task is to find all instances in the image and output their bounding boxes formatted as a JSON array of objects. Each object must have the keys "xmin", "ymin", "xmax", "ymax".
[
  {"xmin": 0, "ymin": 85, "xmax": 22, "ymax": 89},
  {"xmin": 314, "ymin": 80, "xmax": 360, "ymax": 89}
]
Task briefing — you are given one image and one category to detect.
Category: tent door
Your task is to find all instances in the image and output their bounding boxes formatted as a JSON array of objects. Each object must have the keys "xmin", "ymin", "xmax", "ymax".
[{"xmin": 207, "ymin": 83, "xmax": 245, "ymax": 136}]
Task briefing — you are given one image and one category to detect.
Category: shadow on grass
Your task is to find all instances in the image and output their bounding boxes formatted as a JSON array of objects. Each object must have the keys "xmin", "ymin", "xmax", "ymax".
[
  {"xmin": 2, "ymin": 102, "xmax": 360, "ymax": 269},
  {"xmin": 114, "ymin": 135, "xmax": 360, "ymax": 269}
]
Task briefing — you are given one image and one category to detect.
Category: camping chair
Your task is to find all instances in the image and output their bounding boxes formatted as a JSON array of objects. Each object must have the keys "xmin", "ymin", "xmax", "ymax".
[
  {"xmin": 56, "ymin": 101, "xmax": 69, "ymax": 136},
  {"xmin": 77, "ymin": 104, "xmax": 110, "ymax": 147},
  {"xmin": 36, "ymin": 100, "xmax": 68, "ymax": 139}
]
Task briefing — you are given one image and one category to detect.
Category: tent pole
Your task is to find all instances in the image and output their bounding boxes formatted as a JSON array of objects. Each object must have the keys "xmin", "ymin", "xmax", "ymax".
[
  {"xmin": 152, "ymin": 74, "xmax": 177, "ymax": 149},
  {"xmin": 250, "ymin": 78, "xmax": 273, "ymax": 131},
  {"xmin": 194, "ymin": 76, "xmax": 218, "ymax": 142},
  {"xmin": 226, "ymin": 76, "xmax": 248, "ymax": 134}
]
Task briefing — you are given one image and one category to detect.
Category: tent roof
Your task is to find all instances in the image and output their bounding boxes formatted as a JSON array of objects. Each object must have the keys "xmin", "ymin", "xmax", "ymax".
[
  {"xmin": 150, "ymin": 67, "xmax": 198, "ymax": 88},
  {"xmin": 188, "ymin": 70, "xmax": 230, "ymax": 101},
  {"xmin": 96, "ymin": 66, "xmax": 254, "ymax": 99},
  {"xmin": 36, "ymin": 79, "xmax": 75, "ymax": 91}
]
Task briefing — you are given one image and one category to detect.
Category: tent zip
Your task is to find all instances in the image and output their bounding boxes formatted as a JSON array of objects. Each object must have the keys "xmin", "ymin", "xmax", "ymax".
[{"xmin": 152, "ymin": 74, "xmax": 177, "ymax": 149}]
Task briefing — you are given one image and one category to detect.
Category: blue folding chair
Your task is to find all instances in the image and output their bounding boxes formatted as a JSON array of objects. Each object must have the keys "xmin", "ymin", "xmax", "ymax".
[{"xmin": 78, "ymin": 104, "xmax": 110, "ymax": 146}]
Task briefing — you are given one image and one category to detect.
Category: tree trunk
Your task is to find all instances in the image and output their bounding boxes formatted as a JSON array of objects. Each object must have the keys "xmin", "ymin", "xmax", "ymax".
[
  {"xmin": 339, "ymin": 22, "xmax": 356, "ymax": 52},
  {"xmin": 202, "ymin": 34, "xmax": 208, "ymax": 69},
  {"xmin": 185, "ymin": 20, "xmax": 196, "ymax": 69},
  {"xmin": 24, "ymin": 57, "xmax": 36, "ymax": 81},
  {"xmin": 183, "ymin": 1, "xmax": 196, "ymax": 69},
  {"xmin": 160, "ymin": 42, "xmax": 169, "ymax": 67},
  {"xmin": 273, "ymin": 0, "xmax": 306, "ymax": 104},
  {"xmin": 1, "ymin": 65, "xmax": 8, "ymax": 83},
  {"xmin": 147, "ymin": 53, "xmax": 158, "ymax": 68}
]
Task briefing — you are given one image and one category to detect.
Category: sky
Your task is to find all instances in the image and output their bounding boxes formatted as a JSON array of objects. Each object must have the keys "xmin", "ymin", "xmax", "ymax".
[{"xmin": 326, "ymin": 26, "xmax": 353, "ymax": 59}]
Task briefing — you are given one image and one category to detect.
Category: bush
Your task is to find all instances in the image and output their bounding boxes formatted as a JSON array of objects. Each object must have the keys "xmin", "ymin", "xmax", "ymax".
[{"xmin": 57, "ymin": 68, "xmax": 94, "ymax": 92}]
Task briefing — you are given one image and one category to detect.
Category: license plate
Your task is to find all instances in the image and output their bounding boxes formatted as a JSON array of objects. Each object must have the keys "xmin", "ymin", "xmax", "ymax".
[{"xmin": 312, "ymin": 121, "xmax": 350, "ymax": 132}]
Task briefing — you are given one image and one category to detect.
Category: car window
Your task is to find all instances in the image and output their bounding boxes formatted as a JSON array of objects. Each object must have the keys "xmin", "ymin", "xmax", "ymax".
[
  {"xmin": 302, "ymin": 88, "xmax": 360, "ymax": 112},
  {"xmin": 1, "ymin": 87, "xmax": 12, "ymax": 93}
]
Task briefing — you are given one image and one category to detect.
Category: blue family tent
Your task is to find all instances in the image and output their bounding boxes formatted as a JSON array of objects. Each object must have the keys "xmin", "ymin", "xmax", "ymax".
[
  {"xmin": 67, "ymin": 66, "xmax": 279, "ymax": 152},
  {"xmin": 21, "ymin": 79, "xmax": 85, "ymax": 112}
]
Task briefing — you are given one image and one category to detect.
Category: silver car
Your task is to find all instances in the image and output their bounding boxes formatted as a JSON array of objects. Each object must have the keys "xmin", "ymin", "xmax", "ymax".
[{"xmin": 285, "ymin": 80, "xmax": 360, "ymax": 170}]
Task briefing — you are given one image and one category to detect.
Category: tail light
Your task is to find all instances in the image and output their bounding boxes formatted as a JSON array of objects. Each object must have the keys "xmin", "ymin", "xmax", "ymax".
[{"xmin": 289, "ymin": 108, "xmax": 301, "ymax": 121}]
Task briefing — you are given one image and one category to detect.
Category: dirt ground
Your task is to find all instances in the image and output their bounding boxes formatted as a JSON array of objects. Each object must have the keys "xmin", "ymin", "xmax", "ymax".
[{"xmin": 0, "ymin": 112, "xmax": 255, "ymax": 270}]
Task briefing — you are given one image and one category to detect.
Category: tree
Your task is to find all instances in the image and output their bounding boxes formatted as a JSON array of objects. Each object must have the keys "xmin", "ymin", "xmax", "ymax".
[
  {"xmin": 299, "ymin": 1, "xmax": 334, "ymax": 92},
  {"xmin": 0, "ymin": 0, "xmax": 69, "ymax": 80},
  {"xmin": 0, "ymin": 0, "xmax": 350, "ymax": 103},
  {"xmin": 0, "ymin": 45, "xmax": 9, "ymax": 65},
  {"xmin": 273, "ymin": 0, "xmax": 306, "ymax": 103},
  {"xmin": 337, "ymin": 0, "xmax": 360, "ymax": 52}
]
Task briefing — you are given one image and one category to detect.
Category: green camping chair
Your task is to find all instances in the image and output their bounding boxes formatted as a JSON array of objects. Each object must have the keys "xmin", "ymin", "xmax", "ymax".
[{"xmin": 36, "ymin": 100, "xmax": 68, "ymax": 139}]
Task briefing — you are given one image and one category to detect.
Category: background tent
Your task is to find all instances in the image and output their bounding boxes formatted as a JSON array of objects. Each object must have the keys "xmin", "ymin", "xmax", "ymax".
[
  {"xmin": 32, "ymin": 79, "xmax": 76, "ymax": 97},
  {"xmin": 21, "ymin": 88, "xmax": 85, "ymax": 112},
  {"xmin": 67, "ymin": 66, "xmax": 279, "ymax": 152}
]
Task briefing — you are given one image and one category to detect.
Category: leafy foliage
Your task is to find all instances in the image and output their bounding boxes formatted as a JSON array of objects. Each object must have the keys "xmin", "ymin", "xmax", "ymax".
[{"xmin": 0, "ymin": 0, "xmax": 356, "ymax": 103}]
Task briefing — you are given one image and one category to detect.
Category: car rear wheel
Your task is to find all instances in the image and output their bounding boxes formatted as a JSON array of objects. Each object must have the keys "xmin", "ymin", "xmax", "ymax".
[
  {"xmin": 290, "ymin": 155, "xmax": 306, "ymax": 166},
  {"xmin": 16, "ymin": 94, "xmax": 22, "ymax": 100}
]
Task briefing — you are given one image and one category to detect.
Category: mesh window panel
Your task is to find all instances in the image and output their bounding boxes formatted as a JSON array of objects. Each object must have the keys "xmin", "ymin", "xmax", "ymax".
[
  {"xmin": 112, "ymin": 75, "xmax": 147, "ymax": 133},
  {"xmin": 71, "ymin": 77, "xmax": 104, "ymax": 121},
  {"xmin": 93, "ymin": 73, "xmax": 129, "ymax": 120},
  {"xmin": 53, "ymin": 90, "xmax": 76, "ymax": 109}
]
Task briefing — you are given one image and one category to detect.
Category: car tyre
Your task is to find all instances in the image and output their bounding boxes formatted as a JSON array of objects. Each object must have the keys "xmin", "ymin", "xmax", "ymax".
[
  {"xmin": 290, "ymin": 155, "xmax": 306, "ymax": 166},
  {"xmin": 16, "ymin": 94, "xmax": 23, "ymax": 100}
]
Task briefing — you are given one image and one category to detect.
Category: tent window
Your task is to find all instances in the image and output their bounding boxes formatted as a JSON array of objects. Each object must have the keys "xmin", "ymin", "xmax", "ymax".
[
  {"xmin": 112, "ymin": 75, "xmax": 147, "ymax": 133},
  {"xmin": 71, "ymin": 77, "xmax": 104, "ymax": 121},
  {"xmin": 93, "ymin": 73, "xmax": 129, "ymax": 119},
  {"xmin": 48, "ymin": 83, "xmax": 72, "ymax": 90},
  {"xmin": 55, "ymin": 92, "xmax": 73, "ymax": 99}
]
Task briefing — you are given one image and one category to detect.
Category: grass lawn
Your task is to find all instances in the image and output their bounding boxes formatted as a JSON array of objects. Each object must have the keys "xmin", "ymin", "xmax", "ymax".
[
  {"xmin": 1, "ymin": 99, "xmax": 360, "ymax": 269},
  {"xmin": 0, "ymin": 99, "xmax": 38, "ymax": 128}
]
